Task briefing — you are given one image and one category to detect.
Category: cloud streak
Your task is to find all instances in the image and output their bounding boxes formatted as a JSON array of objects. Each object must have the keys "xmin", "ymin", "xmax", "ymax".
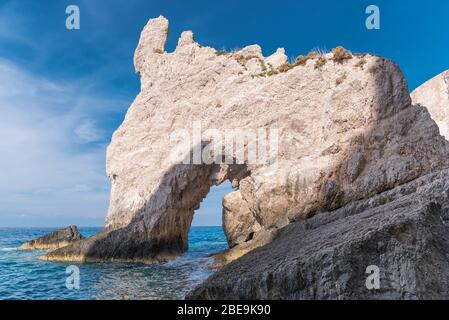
[{"xmin": 0, "ymin": 58, "xmax": 129, "ymax": 226}]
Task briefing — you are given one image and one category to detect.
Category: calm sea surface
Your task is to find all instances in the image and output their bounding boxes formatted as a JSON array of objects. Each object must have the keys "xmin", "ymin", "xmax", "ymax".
[{"xmin": 0, "ymin": 226, "xmax": 227, "ymax": 300}]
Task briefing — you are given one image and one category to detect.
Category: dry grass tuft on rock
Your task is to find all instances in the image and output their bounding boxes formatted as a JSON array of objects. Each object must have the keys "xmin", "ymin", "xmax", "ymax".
[
  {"xmin": 294, "ymin": 55, "xmax": 309, "ymax": 66},
  {"xmin": 277, "ymin": 62, "xmax": 293, "ymax": 73},
  {"xmin": 235, "ymin": 54, "xmax": 267, "ymax": 73},
  {"xmin": 332, "ymin": 46, "xmax": 353, "ymax": 63},
  {"xmin": 293, "ymin": 51, "xmax": 319, "ymax": 67},
  {"xmin": 215, "ymin": 50, "xmax": 228, "ymax": 56}
]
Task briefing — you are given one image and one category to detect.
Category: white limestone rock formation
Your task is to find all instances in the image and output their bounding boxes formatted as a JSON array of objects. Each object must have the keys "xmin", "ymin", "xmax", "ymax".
[
  {"xmin": 411, "ymin": 70, "xmax": 449, "ymax": 140},
  {"xmin": 44, "ymin": 16, "xmax": 449, "ymax": 263}
]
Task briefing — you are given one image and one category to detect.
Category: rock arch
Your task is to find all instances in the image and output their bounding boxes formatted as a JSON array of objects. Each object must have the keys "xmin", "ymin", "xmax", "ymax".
[
  {"xmin": 135, "ymin": 162, "xmax": 254, "ymax": 253},
  {"xmin": 44, "ymin": 16, "xmax": 449, "ymax": 263}
]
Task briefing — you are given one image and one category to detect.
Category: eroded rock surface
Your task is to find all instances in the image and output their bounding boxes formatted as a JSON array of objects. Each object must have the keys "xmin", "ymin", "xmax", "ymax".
[
  {"xmin": 20, "ymin": 225, "xmax": 83, "ymax": 251},
  {"xmin": 188, "ymin": 169, "xmax": 449, "ymax": 300},
  {"xmin": 412, "ymin": 70, "xmax": 449, "ymax": 139},
  {"xmin": 45, "ymin": 16, "xmax": 449, "ymax": 263}
]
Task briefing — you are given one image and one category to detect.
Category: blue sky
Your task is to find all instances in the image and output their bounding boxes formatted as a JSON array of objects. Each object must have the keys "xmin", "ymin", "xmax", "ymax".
[{"xmin": 0, "ymin": 0, "xmax": 448, "ymax": 227}]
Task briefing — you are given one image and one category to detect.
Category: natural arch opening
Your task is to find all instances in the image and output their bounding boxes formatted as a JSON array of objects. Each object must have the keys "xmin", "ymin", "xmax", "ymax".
[
  {"xmin": 134, "ymin": 161, "xmax": 254, "ymax": 261},
  {"xmin": 187, "ymin": 181, "xmax": 233, "ymax": 255}
]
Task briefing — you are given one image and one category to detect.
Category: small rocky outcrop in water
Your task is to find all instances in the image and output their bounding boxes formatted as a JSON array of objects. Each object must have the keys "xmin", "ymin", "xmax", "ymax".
[
  {"xmin": 20, "ymin": 225, "xmax": 83, "ymax": 251},
  {"xmin": 43, "ymin": 16, "xmax": 449, "ymax": 264},
  {"xmin": 411, "ymin": 70, "xmax": 449, "ymax": 140}
]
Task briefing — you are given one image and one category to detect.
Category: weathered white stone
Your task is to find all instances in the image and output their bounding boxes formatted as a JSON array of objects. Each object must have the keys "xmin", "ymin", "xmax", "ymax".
[
  {"xmin": 134, "ymin": 16, "xmax": 169, "ymax": 74},
  {"xmin": 265, "ymin": 48, "xmax": 288, "ymax": 69}
]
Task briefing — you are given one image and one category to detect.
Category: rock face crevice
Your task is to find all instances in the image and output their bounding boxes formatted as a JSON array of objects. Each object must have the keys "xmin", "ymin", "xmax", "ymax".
[{"xmin": 44, "ymin": 16, "xmax": 449, "ymax": 264}]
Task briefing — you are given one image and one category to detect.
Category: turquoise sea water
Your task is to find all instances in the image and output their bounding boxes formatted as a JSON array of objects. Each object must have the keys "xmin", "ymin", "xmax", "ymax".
[{"xmin": 0, "ymin": 227, "xmax": 227, "ymax": 300}]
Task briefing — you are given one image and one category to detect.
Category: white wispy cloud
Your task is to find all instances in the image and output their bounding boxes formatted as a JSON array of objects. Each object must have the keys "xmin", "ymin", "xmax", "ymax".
[
  {"xmin": 0, "ymin": 58, "xmax": 128, "ymax": 225},
  {"xmin": 0, "ymin": 1, "xmax": 134, "ymax": 226}
]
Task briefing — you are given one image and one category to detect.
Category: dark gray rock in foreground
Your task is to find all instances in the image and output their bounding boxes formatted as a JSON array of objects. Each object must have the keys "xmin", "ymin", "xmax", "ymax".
[
  {"xmin": 188, "ymin": 169, "xmax": 449, "ymax": 300},
  {"xmin": 20, "ymin": 225, "xmax": 83, "ymax": 251}
]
